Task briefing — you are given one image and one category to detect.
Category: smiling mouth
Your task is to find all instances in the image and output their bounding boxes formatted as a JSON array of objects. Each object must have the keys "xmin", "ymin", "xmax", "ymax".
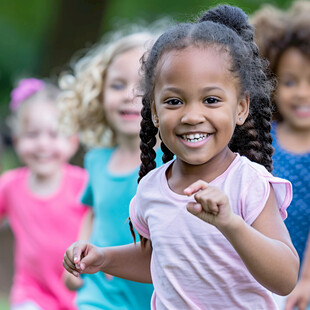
[
  {"xmin": 181, "ymin": 133, "xmax": 211, "ymax": 142},
  {"xmin": 120, "ymin": 110, "xmax": 140, "ymax": 116}
]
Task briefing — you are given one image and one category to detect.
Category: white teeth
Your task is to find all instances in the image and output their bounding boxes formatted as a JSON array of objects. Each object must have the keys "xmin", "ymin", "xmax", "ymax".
[
  {"xmin": 182, "ymin": 133, "xmax": 209, "ymax": 142},
  {"xmin": 296, "ymin": 106, "xmax": 310, "ymax": 112}
]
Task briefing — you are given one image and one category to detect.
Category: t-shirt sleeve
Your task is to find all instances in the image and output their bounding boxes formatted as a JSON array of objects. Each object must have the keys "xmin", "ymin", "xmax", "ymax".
[
  {"xmin": 80, "ymin": 181, "xmax": 94, "ymax": 207},
  {"xmin": 129, "ymin": 195, "xmax": 150, "ymax": 239},
  {"xmin": 241, "ymin": 175, "xmax": 292, "ymax": 225}
]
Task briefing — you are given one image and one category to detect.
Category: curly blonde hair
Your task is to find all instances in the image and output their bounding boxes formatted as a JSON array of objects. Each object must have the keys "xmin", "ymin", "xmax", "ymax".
[{"xmin": 58, "ymin": 23, "xmax": 168, "ymax": 148}]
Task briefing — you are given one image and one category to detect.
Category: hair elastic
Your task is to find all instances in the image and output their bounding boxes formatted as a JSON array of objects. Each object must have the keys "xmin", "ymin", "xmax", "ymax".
[{"xmin": 10, "ymin": 78, "xmax": 45, "ymax": 112}]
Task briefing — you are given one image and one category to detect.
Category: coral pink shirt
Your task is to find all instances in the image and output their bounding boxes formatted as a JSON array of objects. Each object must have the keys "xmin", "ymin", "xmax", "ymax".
[
  {"xmin": 130, "ymin": 154, "xmax": 292, "ymax": 310},
  {"xmin": 0, "ymin": 164, "xmax": 88, "ymax": 310}
]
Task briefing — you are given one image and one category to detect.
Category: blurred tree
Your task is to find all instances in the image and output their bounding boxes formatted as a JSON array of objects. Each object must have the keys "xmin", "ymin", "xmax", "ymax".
[{"xmin": 40, "ymin": 0, "xmax": 107, "ymax": 78}]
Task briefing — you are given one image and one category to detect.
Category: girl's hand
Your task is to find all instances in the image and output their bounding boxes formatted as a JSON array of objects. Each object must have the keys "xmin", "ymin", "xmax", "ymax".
[
  {"xmin": 284, "ymin": 279, "xmax": 310, "ymax": 310},
  {"xmin": 184, "ymin": 180, "xmax": 235, "ymax": 229},
  {"xmin": 63, "ymin": 240, "xmax": 105, "ymax": 277},
  {"xmin": 63, "ymin": 270, "xmax": 83, "ymax": 291}
]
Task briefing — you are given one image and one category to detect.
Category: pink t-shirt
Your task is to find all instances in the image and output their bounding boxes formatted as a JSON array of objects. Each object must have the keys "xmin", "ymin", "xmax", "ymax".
[
  {"xmin": 130, "ymin": 154, "xmax": 292, "ymax": 310},
  {"xmin": 0, "ymin": 164, "xmax": 88, "ymax": 310}
]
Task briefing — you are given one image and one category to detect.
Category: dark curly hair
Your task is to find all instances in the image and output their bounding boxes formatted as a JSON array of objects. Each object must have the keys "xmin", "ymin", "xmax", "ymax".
[
  {"xmin": 251, "ymin": 0, "xmax": 310, "ymax": 121},
  {"xmin": 130, "ymin": 4, "xmax": 275, "ymax": 247}
]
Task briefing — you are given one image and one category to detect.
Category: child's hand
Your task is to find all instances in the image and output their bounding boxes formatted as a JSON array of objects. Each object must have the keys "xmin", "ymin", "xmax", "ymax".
[
  {"xmin": 63, "ymin": 270, "xmax": 83, "ymax": 291},
  {"xmin": 184, "ymin": 180, "xmax": 234, "ymax": 229},
  {"xmin": 63, "ymin": 240, "xmax": 105, "ymax": 277},
  {"xmin": 284, "ymin": 278, "xmax": 310, "ymax": 310}
]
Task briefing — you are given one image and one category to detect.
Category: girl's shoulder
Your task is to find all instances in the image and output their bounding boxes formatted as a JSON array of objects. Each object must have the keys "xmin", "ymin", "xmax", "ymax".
[
  {"xmin": 63, "ymin": 163, "xmax": 88, "ymax": 184},
  {"xmin": 84, "ymin": 147, "xmax": 115, "ymax": 166},
  {"xmin": 139, "ymin": 160, "xmax": 173, "ymax": 187},
  {"xmin": 229, "ymin": 155, "xmax": 292, "ymax": 221},
  {"xmin": 0, "ymin": 167, "xmax": 29, "ymax": 188}
]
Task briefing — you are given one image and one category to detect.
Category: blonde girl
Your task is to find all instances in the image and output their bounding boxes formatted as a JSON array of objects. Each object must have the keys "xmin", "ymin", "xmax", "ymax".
[{"xmin": 58, "ymin": 25, "xmax": 166, "ymax": 309}]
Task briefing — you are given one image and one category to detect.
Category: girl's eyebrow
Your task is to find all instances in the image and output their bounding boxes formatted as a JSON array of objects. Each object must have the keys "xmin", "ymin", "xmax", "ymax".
[{"xmin": 162, "ymin": 86, "xmax": 224, "ymax": 93}]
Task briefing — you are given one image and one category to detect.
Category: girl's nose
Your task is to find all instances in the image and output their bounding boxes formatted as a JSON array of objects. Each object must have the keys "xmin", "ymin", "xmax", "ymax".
[
  {"xmin": 37, "ymin": 133, "xmax": 51, "ymax": 149},
  {"xmin": 296, "ymin": 81, "xmax": 310, "ymax": 98},
  {"xmin": 181, "ymin": 104, "xmax": 205, "ymax": 125},
  {"xmin": 125, "ymin": 86, "xmax": 141, "ymax": 105}
]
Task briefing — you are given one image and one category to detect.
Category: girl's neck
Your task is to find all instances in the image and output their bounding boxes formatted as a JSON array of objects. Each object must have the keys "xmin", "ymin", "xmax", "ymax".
[
  {"xmin": 167, "ymin": 148, "xmax": 236, "ymax": 195},
  {"xmin": 277, "ymin": 122, "xmax": 310, "ymax": 153},
  {"xmin": 28, "ymin": 168, "xmax": 63, "ymax": 197},
  {"xmin": 108, "ymin": 134, "xmax": 141, "ymax": 174}
]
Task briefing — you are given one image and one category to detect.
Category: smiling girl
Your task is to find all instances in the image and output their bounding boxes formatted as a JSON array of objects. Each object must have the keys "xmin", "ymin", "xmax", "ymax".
[{"xmin": 63, "ymin": 5, "xmax": 299, "ymax": 309}]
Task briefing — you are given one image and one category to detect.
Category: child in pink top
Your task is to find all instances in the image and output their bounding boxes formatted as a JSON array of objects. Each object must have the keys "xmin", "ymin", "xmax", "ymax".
[
  {"xmin": 63, "ymin": 5, "xmax": 300, "ymax": 309},
  {"xmin": 0, "ymin": 78, "xmax": 88, "ymax": 310}
]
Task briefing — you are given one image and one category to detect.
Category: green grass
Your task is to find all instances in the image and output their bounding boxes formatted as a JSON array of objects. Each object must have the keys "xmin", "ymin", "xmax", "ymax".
[{"xmin": 0, "ymin": 297, "xmax": 9, "ymax": 310}]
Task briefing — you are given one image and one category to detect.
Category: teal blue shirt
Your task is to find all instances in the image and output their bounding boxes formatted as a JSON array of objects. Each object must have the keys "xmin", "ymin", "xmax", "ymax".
[{"xmin": 77, "ymin": 147, "xmax": 163, "ymax": 310}]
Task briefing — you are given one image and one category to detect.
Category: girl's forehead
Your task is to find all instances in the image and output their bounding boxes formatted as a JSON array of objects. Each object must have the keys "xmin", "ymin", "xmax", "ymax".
[{"xmin": 156, "ymin": 45, "xmax": 232, "ymax": 77}]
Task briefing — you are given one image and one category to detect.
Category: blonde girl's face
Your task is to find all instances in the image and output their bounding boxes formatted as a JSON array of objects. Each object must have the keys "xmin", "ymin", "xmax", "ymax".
[
  {"xmin": 275, "ymin": 47, "xmax": 310, "ymax": 131},
  {"xmin": 152, "ymin": 46, "xmax": 249, "ymax": 167},
  {"xmin": 102, "ymin": 47, "xmax": 145, "ymax": 139},
  {"xmin": 15, "ymin": 101, "xmax": 77, "ymax": 179}
]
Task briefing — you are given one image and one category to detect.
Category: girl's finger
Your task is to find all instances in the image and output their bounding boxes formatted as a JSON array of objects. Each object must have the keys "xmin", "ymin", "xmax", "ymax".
[
  {"xmin": 186, "ymin": 202, "xmax": 202, "ymax": 215},
  {"xmin": 63, "ymin": 259, "xmax": 78, "ymax": 276},
  {"xmin": 72, "ymin": 244, "xmax": 85, "ymax": 264},
  {"xmin": 184, "ymin": 180, "xmax": 208, "ymax": 196}
]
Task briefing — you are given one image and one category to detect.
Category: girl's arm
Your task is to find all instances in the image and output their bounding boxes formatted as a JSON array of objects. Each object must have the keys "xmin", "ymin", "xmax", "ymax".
[
  {"xmin": 63, "ymin": 240, "xmax": 152, "ymax": 283},
  {"xmin": 63, "ymin": 208, "xmax": 94, "ymax": 290},
  {"xmin": 285, "ymin": 233, "xmax": 310, "ymax": 310},
  {"xmin": 186, "ymin": 181, "xmax": 299, "ymax": 296},
  {"xmin": 220, "ymin": 188, "xmax": 299, "ymax": 296},
  {"xmin": 78, "ymin": 208, "xmax": 94, "ymax": 241}
]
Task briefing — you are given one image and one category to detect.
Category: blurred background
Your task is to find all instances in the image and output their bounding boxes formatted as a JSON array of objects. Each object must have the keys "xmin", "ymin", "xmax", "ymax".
[{"xmin": 0, "ymin": 0, "xmax": 296, "ymax": 309}]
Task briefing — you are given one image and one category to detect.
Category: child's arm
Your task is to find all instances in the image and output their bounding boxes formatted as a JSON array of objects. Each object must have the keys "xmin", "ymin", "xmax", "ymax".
[
  {"xmin": 78, "ymin": 208, "xmax": 94, "ymax": 241},
  {"xmin": 185, "ymin": 180, "xmax": 299, "ymax": 296},
  {"xmin": 63, "ymin": 208, "xmax": 94, "ymax": 290},
  {"xmin": 63, "ymin": 240, "xmax": 152, "ymax": 283},
  {"xmin": 285, "ymin": 233, "xmax": 310, "ymax": 310}
]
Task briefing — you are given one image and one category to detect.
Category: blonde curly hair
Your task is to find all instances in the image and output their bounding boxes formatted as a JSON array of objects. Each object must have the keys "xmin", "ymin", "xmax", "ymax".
[{"xmin": 58, "ymin": 23, "xmax": 168, "ymax": 148}]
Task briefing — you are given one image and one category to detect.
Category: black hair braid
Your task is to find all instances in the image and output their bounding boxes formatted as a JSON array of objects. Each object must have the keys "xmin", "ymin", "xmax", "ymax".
[
  {"xmin": 130, "ymin": 97, "xmax": 158, "ymax": 248},
  {"xmin": 202, "ymin": 5, "xmax": 274, "ymax": 171},
  {"xmin": 161, "ymin": 141, "xmax": 174, "ymax": 163},
  {"xmin": 138, "ymin": 98, "xmax": 158, "ymax": 183}
]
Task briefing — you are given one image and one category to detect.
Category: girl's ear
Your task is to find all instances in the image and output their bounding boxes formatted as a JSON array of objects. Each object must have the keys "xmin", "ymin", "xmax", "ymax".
[
  {"xmin": 151, "ymin": 101, "xmax": 159, "ymax": 128},
  {"xmin": 236, "ymin": 93, "xmax": 250, "ymax": 125}
]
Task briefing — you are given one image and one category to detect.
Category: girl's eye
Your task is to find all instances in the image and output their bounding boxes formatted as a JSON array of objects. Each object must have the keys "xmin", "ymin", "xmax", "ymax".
[
  {"xmin": 280, "ymin": 79, "xmax": 296, "ymax": 87},
  {"xmin": 49, "ymin": 131, "xmax": 58, "ymax": 139},
  {"xmin": 204, "ymin": 97, "xmax": 219, "ymax": 104},
  {"xmin": 164, "ymin": 98, "xmax": 182, "ymax": 105},
  {"xmin": 25, "ymin": 131, "xmax": 39, "ymax": 138},
  {"xmin": 111, "ymin": 83, "xmax": 125, "ymax": 90}
]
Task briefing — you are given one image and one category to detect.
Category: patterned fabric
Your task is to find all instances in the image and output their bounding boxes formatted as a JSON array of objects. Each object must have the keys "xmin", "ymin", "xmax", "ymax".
[{"xmin": 271, "ymin": 122, "xmax": 310, "ymax": 266}]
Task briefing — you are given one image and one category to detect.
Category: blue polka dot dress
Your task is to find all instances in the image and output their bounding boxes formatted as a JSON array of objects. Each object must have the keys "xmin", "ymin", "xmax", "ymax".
[{"xmin": 271, "ymin": 122, "xmax": 310, "ymax": 267}]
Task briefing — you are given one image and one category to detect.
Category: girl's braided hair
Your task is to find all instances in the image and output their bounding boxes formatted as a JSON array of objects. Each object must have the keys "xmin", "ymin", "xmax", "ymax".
[{"xmin": 131, "ymin": 5, "xmax": 275, "ymax": 247}]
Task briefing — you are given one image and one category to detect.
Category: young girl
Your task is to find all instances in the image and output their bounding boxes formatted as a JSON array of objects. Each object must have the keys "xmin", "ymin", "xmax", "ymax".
[
  {"xmin": 63, "ymin": 5, "xmax": 300, "ymax": 309},
  {"xmin": 58, "ymin": 26, "xmax": 165, "ymax": 309},
  {"xmin": 0, "ymin": 78, "xmax": 88, "ymax": 310},
  {"xmin": 252, "ymin": 2, "xmax": 310, "ymax": 309}
]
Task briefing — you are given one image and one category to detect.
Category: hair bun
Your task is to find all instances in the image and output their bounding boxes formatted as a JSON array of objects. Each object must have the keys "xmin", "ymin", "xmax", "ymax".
[{"xmin": 199, "ymin": 5, "xmax": 253, "ymax": 42}]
